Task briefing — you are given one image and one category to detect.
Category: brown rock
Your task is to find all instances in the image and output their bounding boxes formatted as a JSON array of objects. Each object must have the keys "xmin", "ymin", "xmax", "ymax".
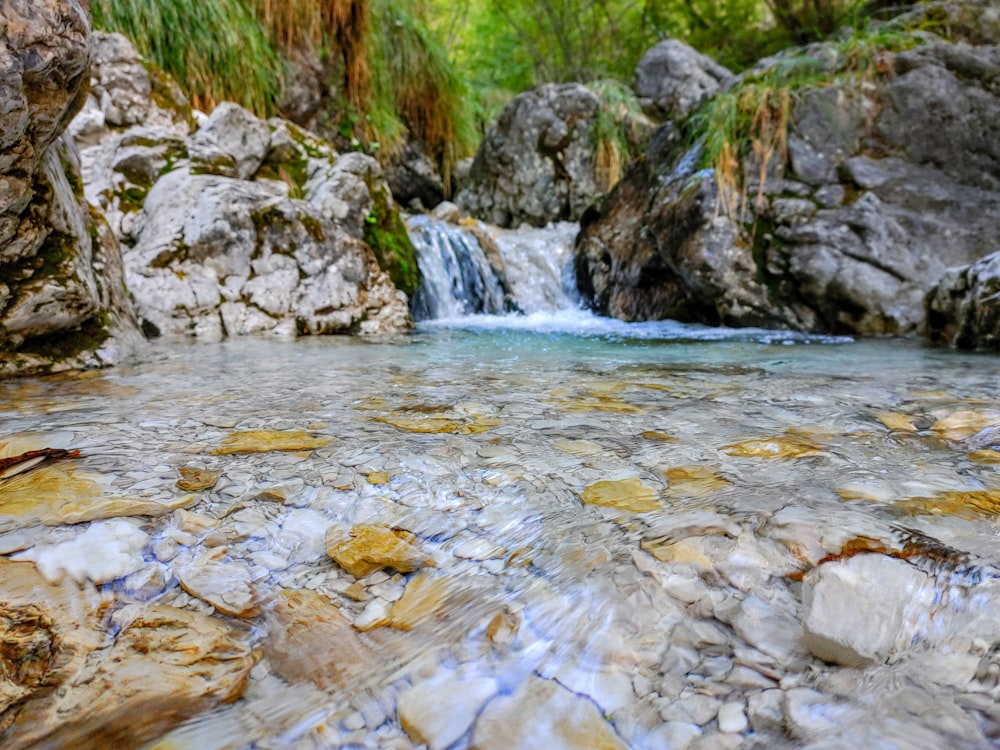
[
  {"xmin": 580, "ymin": 478, "xmax": 660, "ymax": 513},
  {"xmin": 263, "ymin": 589, "xmax": 373, "ymax": 691}
]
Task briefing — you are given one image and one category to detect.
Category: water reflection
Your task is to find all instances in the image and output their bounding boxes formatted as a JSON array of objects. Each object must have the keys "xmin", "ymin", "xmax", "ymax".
[{"xmin": 0, "ymin": 332, "xmax": 999, "ymax": 748}]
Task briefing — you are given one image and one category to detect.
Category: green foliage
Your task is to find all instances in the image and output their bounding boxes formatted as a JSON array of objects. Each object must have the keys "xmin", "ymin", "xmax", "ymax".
[
  {"xmin": 92, "ymin": 0, "xmax": 284, "ymax": 116},
  {"xmin": 587, "ymin": 80, "xmax": 649, "ymax": 192},
  {"xmin": 366, "ymin": 0, "xmax": 477, "ymax": 187},
  {"xmin": 362, "ymin": 190, "xmax": 421, "ymax": 297}
]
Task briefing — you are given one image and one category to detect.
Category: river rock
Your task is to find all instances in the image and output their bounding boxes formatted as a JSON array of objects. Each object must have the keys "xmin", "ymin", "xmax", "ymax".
[
  {"xmin": 326, "ymin": 524, "xmax": 432, "ymax": 578},
  {"xmin": 470, "ymin": 675, "xmax": 628, "ymax": 750},
  {"xmin": 0, "ymin": 2, "xmax": 142, "ymax": 377},
  {"xmin": 801, "ymin": 553, "xmax": 936, "ymax": 667},
  {"xmin": 575, "ymin": 11, "xmax": 1000, "ymax": 337},
  {"xmin": 457, "ymin": 83, "xmax": 647, "ymax": 227},
  {"xmin": 633, "ymin": 40, "xmax": 733, "ymax": 119},
  {"xmin": 398, "ymin": 669, "xmax": 498, "ymax": 750},
  {"xmin": 926, "ymin": 250, "xmax": 1000, "ymax": 350}
]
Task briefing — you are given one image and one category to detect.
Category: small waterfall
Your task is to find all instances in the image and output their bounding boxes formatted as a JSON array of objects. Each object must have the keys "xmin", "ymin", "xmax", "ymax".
[
  {"xmin": 407, "ymin": 215, "xmax": 509, "ymax": 321},
  {"xmin": 406, "ymin": 215, "xmax": 580, "ymax": 321}
]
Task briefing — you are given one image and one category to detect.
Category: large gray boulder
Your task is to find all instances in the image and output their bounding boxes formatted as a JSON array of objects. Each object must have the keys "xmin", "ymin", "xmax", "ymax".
[
  {"xmin": 457, "ymin": 84, "xmax": 648, "ymax": 228},
  {"xmin": 576, "ymin": 14, "xmax": 1000, "ymax": 336},
  {"xmin": 927, "ymin": 251, "xmax": 1000, "ymax": 350},
  {"xmin": 0, "ymin": 0, "xmax": 142, "ymax": 377},
  {"xmin": 72, "ymin": 34, "xmax": 413, "ymax": 339},
  {"xmin": 633, "ymin": 39, "xmax": 733, "ymax": 119}
]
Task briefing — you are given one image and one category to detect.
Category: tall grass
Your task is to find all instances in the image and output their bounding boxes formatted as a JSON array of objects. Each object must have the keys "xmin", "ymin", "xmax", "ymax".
[
  {"xmin": 690, "ymin": 26, "xmax": 925, "ymax": 220},
  {"xmin": 587, "ymin": 80, "xmax": 649, "ymax": 193},
  {"xmin": 92, "ymin": 0, "xmax": 284, "ymax": 116},
  {"xmin": 94, "ymin": 0, "xmax": 475, "ymax": 193},
  {"xmin": 368, "ymin": 0, "xmax": 476, "ymax": 189}
]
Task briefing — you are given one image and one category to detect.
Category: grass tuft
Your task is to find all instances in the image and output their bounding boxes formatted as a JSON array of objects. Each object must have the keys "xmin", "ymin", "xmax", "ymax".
[{"xmin": 587, "ymin": 80, "xmax": 650, "ymax": 193}]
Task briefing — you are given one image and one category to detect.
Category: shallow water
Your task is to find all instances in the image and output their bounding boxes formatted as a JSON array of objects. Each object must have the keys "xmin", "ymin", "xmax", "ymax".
[{"xmin": 2, "ymin": 326, "xmax": 1000, "ymax": 749}]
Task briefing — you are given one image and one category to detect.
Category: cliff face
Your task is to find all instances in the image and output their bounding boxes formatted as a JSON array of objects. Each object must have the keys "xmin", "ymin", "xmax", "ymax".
[{"xmin": 0, "ymin": 0, "xmax": 141, "ymax": 377}]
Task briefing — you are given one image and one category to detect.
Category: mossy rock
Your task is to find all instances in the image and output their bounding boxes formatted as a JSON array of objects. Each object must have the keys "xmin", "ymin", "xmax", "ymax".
[{"xmin": 362, "ymin": 189, "xmax": 420, "ymax": 298}]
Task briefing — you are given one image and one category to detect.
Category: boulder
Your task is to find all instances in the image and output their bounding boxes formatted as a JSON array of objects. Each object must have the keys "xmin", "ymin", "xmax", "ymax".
[
  {"xmin": 385, "ymin": 139, "xmax": 445, "ymax": 210},
  {"xmin": 0, "ymin": 0, "xmax": 142, "ymax": 377},
  {"xmin": 457, "ymin": 83, "xmax": 648, "ymax": 227},
  {"xmin": 576, "ymin": 17, "xmax": 1000, "ymax": 336},
  {"xmin": 71, "ymin": 35, "xmax": 414, "ymax": 338},
  {"xmin": 633, "ymin": 39, "xmax": 733, "ymax": 119},
  {"xmin": 927, "ymin": 250, "xmax": 1000, "ymax": 350}
]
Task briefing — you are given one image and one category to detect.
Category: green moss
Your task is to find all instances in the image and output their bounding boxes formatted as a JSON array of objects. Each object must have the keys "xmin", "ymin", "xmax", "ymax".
[
  {"xmin": 17, "ymin": 317, "xmax": 111, "ymax": 361},
  {"xmin": 255, "ymin": 154, "xmax": 309, "ymax": 198},
  {"xmin": 298, "ymin": 213, "xmax": 325, "ymax": 243},
  {"xmin": 362, "ymin": 189, "xmax": 420, "ymax": 297},
  {"xmin": 116, "ymin": 185, "xmax": 149, "ymax": 213}
]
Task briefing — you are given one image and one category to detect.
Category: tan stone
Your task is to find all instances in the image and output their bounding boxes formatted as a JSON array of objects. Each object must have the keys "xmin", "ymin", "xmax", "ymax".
[
  {"xmin": 0, "ymin": 561, "xmax": 253, "ymax": 749},
  {"xmin": 970, "ymin": 449, "xmax": 1000, "ymax": 464},
  {"xmin": 366, "ymin": 470, "xmax": 390, "ymax": 485},
  {"xmin": 930, "ymin": 409, "xmax": 1000, "ymax": 442},
  {"xmin": 386, "ymin": 572, "xmax": 461, "ymax": 631},
  {"xmin": 327, "ymin": 524, "xmax": 432, "ymax": 578},
  {"xmin": 263, "ymin": 589, "xmax": 372, "ymax": 691},
  {"xmin": 641, "ymin": 430, "xmax": 676, "ymax": 442},
  {"xmin": 399, "ymin": 671, "xmax": 498, "ymax": 750},
  {"xmin": 176, "ymin": 467, "xmax": 222, "ymax": 491},
  {"xmin": 176, "ymin": 549, "xmax": 259, "ymax": 618},
  {"xmin": 553, "ymin": 439, "xmax": 604, "ymax": 456},
  {"xmin": 0, "ymin": 465, "xmax": 194, "ymax": 533},
  {"xmin": 895, "ymin": 489, "xmax": 1000, "ymax": 520},
  {"xmin": 470, "ymin": 676, "xmax": 628, "ymax": 750},
  {"xmin": 580, "ymin": 478, "xmax": 659, "ymax": 513},
  {"xmin": 211, "ymin": 430, "xmax": 332, "ymax": 454},
  {"xmin": 641, "ymin": 538, "xmax": 714, "ymax": 569},
  {"xmin": 876, "ymin": 412, "xmax": 919, "ymax": 432},
  {"xmin": 722, "ymin": 436, "xmax": 822, "ymax": 459},
  {"xmin": 375, "ymin": 416, "xmax": 461, "ymax": 433},
  {"xmin": 664, "ymin": 465, "xmax": 731, "ymax": 497}
]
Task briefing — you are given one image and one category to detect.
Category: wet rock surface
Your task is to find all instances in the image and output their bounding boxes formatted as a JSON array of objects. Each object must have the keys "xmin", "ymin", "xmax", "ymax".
[
  {"xmin": 0, "ymin": 3, "xmax": 142, "ymax": 377},
  {"xmin": 576, "ymin": 4, "xmax": 1000, "ymax": 337},
  {"xmin": 2, "ymin": 333, "xmax": 1000, "ymax": 747},
  {"xmin": 927, "ymin": 250, "xmax": 1000, "ymax": 351}
]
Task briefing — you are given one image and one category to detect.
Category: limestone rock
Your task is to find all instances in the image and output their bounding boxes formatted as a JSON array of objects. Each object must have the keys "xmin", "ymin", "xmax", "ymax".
[
  {"xmin": 13, "ymin": 519, "xmax": 148, "ymax": 585},
  {"xmin": 470, "ymin": 675, "xmax": 628, "ymax": 750},
  {"xmin": 581, "ymin": 478, "xmax": 660, "ymax": 513},
  {"xmin": 398, "ymin": 670, "xmax": 498, "ymax": 750},
  {"xmin": 211, "ymin": 430, "xmax": 332, "ymax": 454},
  {"xmin": 927, "ymin": 250, "xmax": 1000, "ymax": 350},
  {"xmin": 326, "ymin": 524, "xmax": 432, "ymax": 578},
  {"xmin": 633, "ymin": 40, "xmax": 733, "ymax": 119},
  {"xmin": 0, "ymin": 4, "xmax": 142, "ymax": 376},
  {"xmin": 802, "ymin": 554, "xmax": 935, "ymax": 667},
  {"xmin": 457, "ymin": 83, "xmax": 649, "ymax": 227},
  {"xmin": 188, "ymin": 102, "xmax": 270, "ymax": 180}
]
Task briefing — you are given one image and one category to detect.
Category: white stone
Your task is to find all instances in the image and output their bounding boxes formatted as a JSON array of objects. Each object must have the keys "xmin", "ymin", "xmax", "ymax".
[
  {"xmin": 644, "ymin": 721, "xmax": 701, "ymax": 750},
  {"xmin": 716, "ymin": 701, "xmax": 748, "ymax": 733},
  {"xmin": 802, "ymin": 554, "xmax": 935, "ymax": 667},
  {"xmin": 397, "ymin": 670, "xmax": 497, "ymax": 750},
  {"xmin": 746, "ymin": 689, "xmax": 784, "ymax": 733},
  {"xmin": 14, "ymin": 520, "xmax": 148, "ymax": 584},
  {"xmin": 659, "ymin": 694, "xmax": 721, "ymax": 725}
]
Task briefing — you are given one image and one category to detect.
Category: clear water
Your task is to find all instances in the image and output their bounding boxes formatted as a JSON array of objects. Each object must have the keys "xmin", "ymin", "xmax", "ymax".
[{"xmin": 2, "ymin": 327, "xmax": 1000, "ymax": 748}]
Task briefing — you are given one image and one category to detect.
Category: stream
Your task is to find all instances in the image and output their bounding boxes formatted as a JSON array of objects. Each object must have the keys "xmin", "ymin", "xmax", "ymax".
[{"xmin": 1, "ymin": 219, "xmax": 999, "ymax": 749}]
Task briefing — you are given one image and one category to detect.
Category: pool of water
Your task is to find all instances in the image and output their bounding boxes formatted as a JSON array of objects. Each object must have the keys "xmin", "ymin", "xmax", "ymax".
[{"xmin": 1, "ymin": 326, "xmax": 999, "ymax": 748}]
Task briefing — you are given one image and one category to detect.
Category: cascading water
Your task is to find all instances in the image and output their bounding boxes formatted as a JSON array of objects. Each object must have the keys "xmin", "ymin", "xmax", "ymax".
[
  {"xmin": 406, "ymin": 215, "xmax": 510, "ymax": 320},
  {"xmin": 406, "ymin": 214, "xmax": 580, "ymax": 321}
]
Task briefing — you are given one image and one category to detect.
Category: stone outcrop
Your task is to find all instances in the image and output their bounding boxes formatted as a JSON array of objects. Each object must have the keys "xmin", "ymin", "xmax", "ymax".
[
  {"xmin": 457, "ymin": 83, "xmax": 649, "ymax": 228},
  {"xmin": 927, "ymin": 250, "xmax": 1000, "ymax": 350},
  {"xmin": 73, "ymin": 33, "xmax": 412, "ymax": 339},
  {"xmin": 385, "ymin": 139, "xmax": 446, "ymax": 210},
  {"xmin": 633, "ymin": 39, "xmax": 733, "ymax": 119},
  {"xmin": 576, "ymin": 6, "xmax": 1000, "ymax": 336},
  {"xmin": 0, "ymin": 1, "xmax": 142, "ymax": 377}
]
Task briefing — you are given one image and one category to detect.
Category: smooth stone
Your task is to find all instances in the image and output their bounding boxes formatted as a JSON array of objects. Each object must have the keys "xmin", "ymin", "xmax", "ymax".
[
  {"xmin": 397, "ymin": 670, "xmax": 498, "ymax": 750},
  {"xmin": 176, "ymin": 549, "xmax": 259, "ymax": 618},
  {"xmin": 645, "ymin": 721, "xmax": 701, "ymax": 750},
  {"xmin": 470, "ymin": 675, "xmax": 628, "ymax": 750},
  {"xmin": 716, "ymin": 701, "xmax": 748, "ymax": 733},
  {"xmin": 746, "ymin": 689, "xmax": 784, "ymax": 733},
  {"xmin": 802, "ymin": 554, "xmax": 935, "ymax": 667},
  {"xmin": 211, "ymin": 430, "xmax": 333, "ymax": 454},
  {"xmin": 580, "ymin": 478, "xmax": 659, "ymax": 513},
  {"xmin": 659, "ymin": 694, "xmax": 721, "ymax": 726}
]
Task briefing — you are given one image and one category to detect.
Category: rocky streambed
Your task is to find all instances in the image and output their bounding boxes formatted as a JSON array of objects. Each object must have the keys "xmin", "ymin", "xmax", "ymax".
[{"xmin": 2, "ymin": 330, "xmax": 1000, "ymax": 748}]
